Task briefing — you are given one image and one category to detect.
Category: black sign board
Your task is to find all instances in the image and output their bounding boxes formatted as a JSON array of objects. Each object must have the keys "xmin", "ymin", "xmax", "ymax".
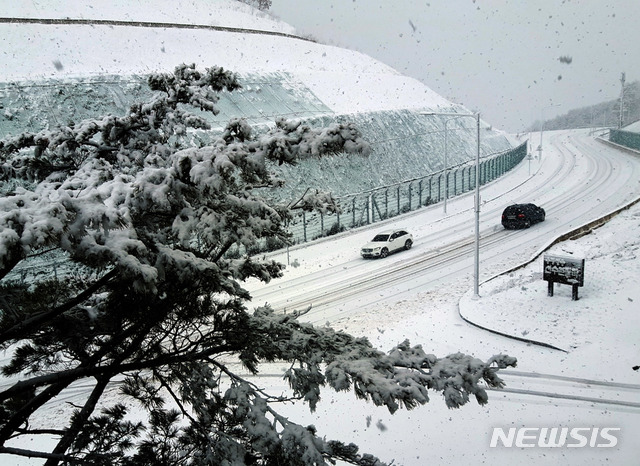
[{"xmin": 543, "ymin": 254, "xmax": 585, "ymax": 300}]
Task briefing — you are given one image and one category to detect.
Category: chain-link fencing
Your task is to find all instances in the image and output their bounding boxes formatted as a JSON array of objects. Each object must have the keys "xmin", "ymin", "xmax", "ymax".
[{"xmin": 287, "ymin": 141, "xmax": 527, "ymax": 244}]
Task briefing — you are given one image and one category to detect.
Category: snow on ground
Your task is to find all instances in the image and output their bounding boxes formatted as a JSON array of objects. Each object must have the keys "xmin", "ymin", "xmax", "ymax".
[
  {"xmin": 265, "ymin": 200, "xmax": 640, "ymax": 466},
  {"xmin": 237, "ymin": 132, "xmax": 640, "ymax": 465},
  {"xmin": 2, "ymin": 1, "xmax": 639, "ymax": 464},
  {"xmin": 2, "ymin": 0, "xmax": 297, "ymax": 34},
  {"xmin": 460, "ymin": 209, "xmax": 640, "ymax": 378},
  {"xmin": 624, "ymin": 120, "xmax": 640, "ymax": 132}
]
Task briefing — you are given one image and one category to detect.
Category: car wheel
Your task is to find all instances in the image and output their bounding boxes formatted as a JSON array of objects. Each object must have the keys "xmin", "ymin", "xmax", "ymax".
[
  {"xmin": 380, "ymin": 248, "xmax": 389, "ymax": 258},
  {"xmin": 524, "ymin": 220, "xmax": 531, "ymax": 228},
  {"xmin": 404, "ymin": 239, "xmax": 413, "ymax": 250}
]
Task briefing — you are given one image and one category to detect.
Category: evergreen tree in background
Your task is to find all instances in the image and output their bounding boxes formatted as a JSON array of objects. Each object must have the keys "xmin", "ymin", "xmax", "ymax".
[
  {"xmin": 528, "ymin": 80, "xmax": 640, "ymax": 132},
  {"xmin": 0, "ymin": 64, "xmax": 516, "ymax": 465}
]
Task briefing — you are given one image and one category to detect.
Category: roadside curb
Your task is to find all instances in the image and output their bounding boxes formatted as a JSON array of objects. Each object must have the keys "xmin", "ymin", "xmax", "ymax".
[
  {"xmin": 457, "ymin": 194, "xmax": 640, "ymax": 352},
  {"xmin": 457, "ymin": 297, "xmax": 569, "ymax": 352},
  {"xmin": 479, "ymin": 194, "xmax": 640, "ymax": 287}
]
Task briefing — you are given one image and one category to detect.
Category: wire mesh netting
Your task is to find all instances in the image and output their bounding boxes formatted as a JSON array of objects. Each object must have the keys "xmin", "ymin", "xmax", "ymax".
[{"xmin": 285, "ymin": 142, "xmax": 527, "ymax": 244}]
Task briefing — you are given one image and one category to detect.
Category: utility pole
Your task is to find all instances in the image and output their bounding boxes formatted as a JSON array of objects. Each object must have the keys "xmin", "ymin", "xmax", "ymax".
[
  {"xmin": 619, "ymin": 72, "xmax": 626, "ymax": 128},
  {"xmin": 420, "ymin": 111, "xmax": 481, "ymax": 298}
]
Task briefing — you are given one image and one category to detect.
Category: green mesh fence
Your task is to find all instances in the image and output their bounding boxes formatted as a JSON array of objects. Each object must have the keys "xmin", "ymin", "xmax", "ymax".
[
  {"xmin": 287, "ymin": 142, "xmax": 528, "ymax": 244},
  {"xmin": 610, "ymin": 129, "xmax": 640, "ymax": 151}
]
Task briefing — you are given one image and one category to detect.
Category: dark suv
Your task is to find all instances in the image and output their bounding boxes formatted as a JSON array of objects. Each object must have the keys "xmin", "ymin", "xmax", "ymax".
[{"xmin": 501, "ymin": 203, "xmax": 545, "ymax": 229}]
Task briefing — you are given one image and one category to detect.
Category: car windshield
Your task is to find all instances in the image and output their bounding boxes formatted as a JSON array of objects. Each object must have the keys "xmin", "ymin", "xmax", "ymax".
[{"xmin": 372, "ymin": 234, "xmax": 389, "ymax": 242}]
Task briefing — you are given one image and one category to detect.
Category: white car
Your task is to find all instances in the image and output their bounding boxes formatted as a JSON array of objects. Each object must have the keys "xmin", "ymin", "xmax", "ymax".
[{"xmin": 360, "ymin": 229, "xmax": 413, "ymax": 258}]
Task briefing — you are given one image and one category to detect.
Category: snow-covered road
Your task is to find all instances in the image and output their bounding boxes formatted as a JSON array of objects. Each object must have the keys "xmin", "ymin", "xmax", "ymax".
[
  {"xmin": 242, "ymin": 128, "xmax": 640, "ymax": 466},
  {"xmin": 246, "ymin": 129, "xmax": 640, "ymax": 326}
]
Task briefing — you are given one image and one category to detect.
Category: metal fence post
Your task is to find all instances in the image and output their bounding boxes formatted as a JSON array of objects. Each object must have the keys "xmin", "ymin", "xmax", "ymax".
[
  {"xmin": 303, "ymin": 211, "xmax": 307, "ymax": 242},
  {"xmin": 371, "ymin": 193, "xmax": 376, "ymax": 223},
  {"xmin": 453, "ymin": 168, "xmax": 458, "ymax": 196},
  {"xmin": 384, "ymin": 189, "xmax": 389, "ymax": 218},
  {"xmin": 366, "ymin": 196, "xmax": 370, "ymax": 224},
  {"xmin": 461, "ymin": 167, "xmax": 466, "ymax": 192},
  {"xmin": 352, "ymin": 197, "xmax": 356, "ymax": 227}
]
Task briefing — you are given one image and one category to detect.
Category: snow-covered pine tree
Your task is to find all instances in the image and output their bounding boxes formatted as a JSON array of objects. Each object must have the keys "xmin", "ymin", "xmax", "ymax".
[{"xmin": 0, "ymin": 64, "xmax": 516, "ymax": 465}]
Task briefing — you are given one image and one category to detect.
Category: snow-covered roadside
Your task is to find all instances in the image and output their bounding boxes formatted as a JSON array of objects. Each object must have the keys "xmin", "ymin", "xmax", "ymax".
[
  {"xmin": 460, "ymin": 202, "xmax": 640, "ymax": 383},
  {"xmin": 0, "ymin": 0, "xmax": 453, "ymax": 117},
  {"xmin": 248, "ymin": 131, "xmax": 640, "ymax": 465},
  {"xmin": 273, "ymin": 199, "xmax": 640, "ymax": 466},
  {"xmin": 4, "ymin": 131, "xmax": 639, "ymax": 465}
]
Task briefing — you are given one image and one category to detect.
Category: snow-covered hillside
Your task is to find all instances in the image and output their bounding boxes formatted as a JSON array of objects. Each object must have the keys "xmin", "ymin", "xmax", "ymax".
[
  {"xmin": 0, "ymin": 0, "xmax": 515, "ymax": 200},
  {"xmin": 0, "ymin": 0, "xmax": 451, "ymax": 114}
]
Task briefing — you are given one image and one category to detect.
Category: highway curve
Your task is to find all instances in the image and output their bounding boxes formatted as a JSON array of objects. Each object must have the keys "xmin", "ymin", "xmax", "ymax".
[{"xmin": 245, "ymin": 129, "xmax": 640, "ymax": 326}]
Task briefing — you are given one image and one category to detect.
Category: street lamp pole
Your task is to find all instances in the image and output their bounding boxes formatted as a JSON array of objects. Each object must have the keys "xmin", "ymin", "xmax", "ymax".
[
  {"xmin": 421, "ymin": 111, "xmax": 481, "ymax": 298},
  {"xmin": 538, "ymin": 104, "xmax": 561, "ymax": 163},
  {"xmin": 473, "ymin": 112, "xmax": 480, "ymax": 299}
]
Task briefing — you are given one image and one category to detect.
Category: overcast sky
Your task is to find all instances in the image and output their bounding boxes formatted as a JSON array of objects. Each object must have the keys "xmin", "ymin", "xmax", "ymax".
[{"xmin": 269, "ymin": 0, "xmax": 640, "ymax": 133}]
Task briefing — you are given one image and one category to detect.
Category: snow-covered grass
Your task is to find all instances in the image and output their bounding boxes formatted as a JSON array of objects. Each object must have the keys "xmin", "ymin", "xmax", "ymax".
[
  {"xmin": 460, "ymin": 213, "xmax": 640, "ymax": 377},
  {"xmin": 2, "ymin": 0, "xmax": 294, "ymax": 33}
]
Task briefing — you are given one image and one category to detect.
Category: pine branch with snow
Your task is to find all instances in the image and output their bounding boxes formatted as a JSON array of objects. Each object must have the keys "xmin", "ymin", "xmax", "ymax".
[{"xmin": 0, "ymin": 64, "xmax": 514, "ymax": 465}]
